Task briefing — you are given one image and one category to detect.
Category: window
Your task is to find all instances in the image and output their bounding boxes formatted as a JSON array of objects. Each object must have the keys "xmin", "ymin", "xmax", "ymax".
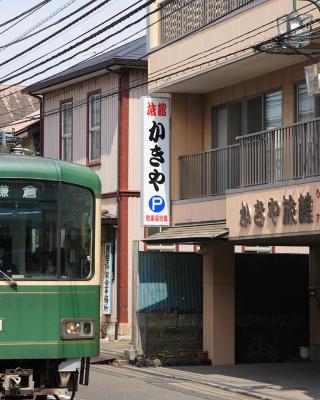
[
  {"xmin": 247, "ymin": 96, "xmax": 263, "ymax": 134},
  {"xmin": 60, "ymin": 100, "xmax": 73, "ymax": 162},
  {"xmin": 60, "ymin": 183, "xmax": 93, "ymax": 279},
  {"xmin": 296, "ymin": 82, "xmax": 316, "ymax": 122},
  {"xmin": 265, "ymin": 90, "xmax": 283, "ymax": 130},
  {"xmin": 212, "ymin": 101, "xmax": 242, "ymax": 147},
  {"xmin": 0, "ymin": 181, "xmax": 94, "ymax": 280},
  {"xmin": 88, "ymin": 92, "xmax": 101, "ymax": 164},
  {"xmin": 295, "ymin": 82, "xmax": 319, "ymax": 176},
  {"xmin": 212, "ymin": 90, "xmax": 283, "ymax": 148}
]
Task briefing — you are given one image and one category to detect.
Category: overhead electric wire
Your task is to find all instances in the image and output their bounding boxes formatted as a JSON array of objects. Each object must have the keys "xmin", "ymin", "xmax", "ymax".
[
  {"xmin": 0, "ymin": 0, "xmax": 51, "ymax": 28},
  {"xmin": 0, "ymin": 0, "xmax": 161, "ymax": 88},
  {"xmin": 0, "ymin": 0, "xmax": 52, "ymax": 36},
  {"xmin": 0, "ymin": 0, "xmax": 115, "ymax": 68},
  {"xmin": 3, "ymin": 3, "xmax": 314, "ymax": 122},
  {"xmin": 4, "ymin": 14, "xmax": 319, "ymax": 128},
  {"xmin": 0, "ymin": 0, "xmax": 263, "ymax": 88},
  {"xmin": 0, "ymin": 0, "xmax": 80, "ymax": 50},
  {"xmin": 0, "ymin": 0, "xmax": 106, "ymax": 50},
  {"xmin": 0, "ymin": 0, "xmax": 315, "ymax": 93},
  {"xmin": 0, "ymin": 0, "xmax": 144, "ymax": 82},
  {"xmin": 0, "ymin": 0, "xmax": 316, "ymax": 113}
]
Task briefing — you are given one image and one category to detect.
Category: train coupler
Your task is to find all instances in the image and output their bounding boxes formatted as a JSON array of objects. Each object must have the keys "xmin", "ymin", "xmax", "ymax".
[{"xmin": 2, "ymin": 368, "xmax": 34, "ymax": 398}]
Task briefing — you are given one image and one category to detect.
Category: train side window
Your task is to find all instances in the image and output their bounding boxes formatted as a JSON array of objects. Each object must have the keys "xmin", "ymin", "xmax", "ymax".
[{"xmin": 60, "ymin": 184, "xmax": 94, "ymax": 279}]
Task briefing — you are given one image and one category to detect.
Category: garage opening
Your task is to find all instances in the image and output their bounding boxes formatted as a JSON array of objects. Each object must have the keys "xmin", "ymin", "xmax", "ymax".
[{"xmin": 235, "ymin": 253, "xmax": 309, "ymax": 363}]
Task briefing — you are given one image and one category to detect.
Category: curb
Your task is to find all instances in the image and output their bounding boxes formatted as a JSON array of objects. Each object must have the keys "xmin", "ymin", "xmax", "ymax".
[{"xmin": 122, "ymin": 365, "xmax": 282, "ymax": 400}]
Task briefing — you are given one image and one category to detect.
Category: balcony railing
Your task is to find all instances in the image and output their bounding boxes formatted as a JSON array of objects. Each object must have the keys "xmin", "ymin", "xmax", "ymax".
[
  {"xmin": 179, "ymin": 144, "xmax": 240, "ymax": 198},
  {"xmin": 179, "ymin": 118, "xmax": 320, "ymax": 199},
  {"xmin": 239, "ymin": 118, "xmax": 320, "ymax": 186},
  {"xmin": 160, "ymin": 0, "xmax": 257, "ymax": 44}
]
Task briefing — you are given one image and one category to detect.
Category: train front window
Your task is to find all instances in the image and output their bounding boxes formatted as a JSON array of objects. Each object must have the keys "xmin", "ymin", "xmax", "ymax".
[{"xmin": 0, "ymin": 181, "xmax": 94, "ymax": 280}]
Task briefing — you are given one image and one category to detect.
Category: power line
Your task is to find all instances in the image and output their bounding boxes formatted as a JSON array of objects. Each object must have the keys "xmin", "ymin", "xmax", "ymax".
[
  {"xmin": 36, "ymin": 22, "xmax": 320, "ymax": 122},
  {"xmin": 0, "ymin": 0, "xmax": 160, "ymax": 88},
  {"xmin": 0, "ymin": 0, "xmax": 114, "ymax": 68},
  {"xmin": 0, "ymin": 0, "xmax": 250, "ymax": 92},
  {"xmin": 6, "ymin": 19, "xmax": 316, "ymax": 128},
  {"xmin": 0, "ymin": 0, "xmax": 316, "ymax": 108},
  {"xmin": 2, "ymin": 0, "xmax": 314, "ymax": 91},
  {"xmin": 0, "ymin": 0, "xmax": 51, "ymax": 28},
  {"xmin": 0, "ymin": 0, "xmax": 53, "ymax": 36},
  {"xmin": 0, "ymin": 0, "xmax": 143, "ymax": 82},
  {"xmin": 0, "ymin": 0, "xmax": 81, "ymax": 50}
]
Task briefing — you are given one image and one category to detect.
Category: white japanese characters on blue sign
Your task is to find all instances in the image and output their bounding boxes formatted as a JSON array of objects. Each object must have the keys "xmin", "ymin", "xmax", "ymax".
[{"xmin": 141, "ymin": 96, "xmax": 170, "ymax": 227}]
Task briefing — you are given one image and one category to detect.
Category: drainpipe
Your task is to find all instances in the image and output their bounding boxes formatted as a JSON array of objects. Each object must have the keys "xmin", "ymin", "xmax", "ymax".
[
  {"xmin": 293, "ymin": 0, "xmax": 297, "ymax": 10},
  {"xmin": 117, "ymin": 68, "xmax": 130, "ymax": 337},
  {"xmin": 29, "ymin": 93, "xmax": 43, "ymax": 156}
]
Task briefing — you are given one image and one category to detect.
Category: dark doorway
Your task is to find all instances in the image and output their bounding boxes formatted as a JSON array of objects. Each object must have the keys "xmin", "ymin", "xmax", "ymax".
[{"xmin": 235, "ymin": 253, "xmax": 309, "ymax": 363}]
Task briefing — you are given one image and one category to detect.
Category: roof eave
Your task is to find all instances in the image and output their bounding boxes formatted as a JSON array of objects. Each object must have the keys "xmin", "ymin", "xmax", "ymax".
[{"xmin": 23, "ymin": 58, "xmax": 147, "ymax": 94}]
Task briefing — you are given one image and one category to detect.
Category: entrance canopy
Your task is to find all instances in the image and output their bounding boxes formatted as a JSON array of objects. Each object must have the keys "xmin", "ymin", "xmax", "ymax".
[{"xmin": 144, "ymin": 221, "xmax": 228, "ymax": 244}]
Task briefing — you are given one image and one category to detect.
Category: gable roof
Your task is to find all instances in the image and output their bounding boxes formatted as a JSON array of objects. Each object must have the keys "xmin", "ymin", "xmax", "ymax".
[
  {"xmin": 0, "ymin": 85, "xmax": 39, "ymax": 126},
  {"xmin": 24, "ymin": 36, "xmax": 147, "ymax": 94}
]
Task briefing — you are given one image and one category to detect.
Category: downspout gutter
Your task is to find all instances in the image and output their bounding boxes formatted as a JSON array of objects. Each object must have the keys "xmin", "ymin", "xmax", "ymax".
[
  {"xmin": 117, "ymin": 67, "xmax": 130, "ymax": 336},
  {"xmin": 29, "ymin": 93, "xmax": 43, "ymax": 156}
]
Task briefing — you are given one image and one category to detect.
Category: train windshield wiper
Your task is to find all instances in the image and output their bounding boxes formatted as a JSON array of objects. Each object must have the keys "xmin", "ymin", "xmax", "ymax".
[{"xmin": 0, "ymin": 270, "xmax": 17, "ymax": 287}]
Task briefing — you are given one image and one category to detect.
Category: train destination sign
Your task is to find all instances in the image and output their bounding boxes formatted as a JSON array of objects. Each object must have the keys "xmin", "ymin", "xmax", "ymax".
[{"xmin": 141, "ymin": 95, "xmax": 170, "ymax": 227}]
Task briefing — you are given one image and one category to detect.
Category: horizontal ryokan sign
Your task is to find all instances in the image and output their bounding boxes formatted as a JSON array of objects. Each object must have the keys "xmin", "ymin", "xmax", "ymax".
[
  {"xmin": 226, "ymin": 181, "xmax": 320, "ymax": 239},
  {"xmin": 141, "ymin": 96, "xmax": 170, "ymax": 227}
]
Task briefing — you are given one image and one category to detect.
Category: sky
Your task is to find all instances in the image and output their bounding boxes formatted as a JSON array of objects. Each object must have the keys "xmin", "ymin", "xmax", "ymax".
[{"xmin": 0, "ymin": 0, "xmax": 147, "ymax": 86}]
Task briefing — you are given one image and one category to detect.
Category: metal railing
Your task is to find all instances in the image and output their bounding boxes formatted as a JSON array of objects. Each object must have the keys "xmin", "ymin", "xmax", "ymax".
[
  {"xmin": 238, "ymin": 118, "xmax": 320, "ymax": 186},
  {"xmin": 160, "ymin": 0, "xmax": 256, "ymax": 44},
  {"xmin": 179, "ymin": 118, "xmax": 320, "ymax": 199},
  {"xmin": 179, "ymin": 144, "xmax": 240, "ymax": 199}
]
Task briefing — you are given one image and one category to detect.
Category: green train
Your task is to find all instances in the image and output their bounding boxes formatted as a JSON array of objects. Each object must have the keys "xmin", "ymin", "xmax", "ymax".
[{"xmin": 0, "ymin": 155, "xmax": 101, "ymax": 399}]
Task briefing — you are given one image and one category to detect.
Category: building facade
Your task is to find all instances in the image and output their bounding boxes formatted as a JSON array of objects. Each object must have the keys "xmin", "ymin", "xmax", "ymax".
[
  {"xmin": 146, "ymin": 0, "xmax": 320, "ymax": 363},
  {"xmin": 25, "ymin": 37, "xmax": 147, "ymax": 339}
]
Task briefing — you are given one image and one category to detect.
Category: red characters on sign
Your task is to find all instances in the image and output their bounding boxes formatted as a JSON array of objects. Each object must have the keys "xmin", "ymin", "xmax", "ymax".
[
  {"xmin": 146, "ymin": 215, "xmax": 168, "ymax": 222},
  {"xmin": 146, "ymin": 102, "xmax": 167, "ymax": 117},
  {"xmin": 147, "ymin": 102, "xmax": 157, "ymax": 116}
]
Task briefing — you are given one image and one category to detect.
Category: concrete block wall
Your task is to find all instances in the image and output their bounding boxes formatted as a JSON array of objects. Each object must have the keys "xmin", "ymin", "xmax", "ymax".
[{"xmin": 137, "ymin": 311, "xmax": 203, "ymax": 356}]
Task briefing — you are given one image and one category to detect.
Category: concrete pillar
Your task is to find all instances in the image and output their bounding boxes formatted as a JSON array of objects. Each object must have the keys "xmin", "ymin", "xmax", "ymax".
[
  {"xmin": 203, "ymin": 241, "xmax": 235, "ymax": 365},
  {"xmin": 309, "ymin": 245, "xmax": 320, "ymax": 360}
]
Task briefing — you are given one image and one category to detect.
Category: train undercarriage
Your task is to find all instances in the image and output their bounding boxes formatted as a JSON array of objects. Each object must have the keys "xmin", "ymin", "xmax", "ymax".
[{"xmin": 0, "ymin": 358, "xmax": 90, "ymax": 399}]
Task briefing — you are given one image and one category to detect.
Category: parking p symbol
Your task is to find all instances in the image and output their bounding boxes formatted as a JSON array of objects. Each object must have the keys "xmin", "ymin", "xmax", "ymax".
[{"xmin": 149, "ymin": 195, "xmax": 165, "ymax": 213}]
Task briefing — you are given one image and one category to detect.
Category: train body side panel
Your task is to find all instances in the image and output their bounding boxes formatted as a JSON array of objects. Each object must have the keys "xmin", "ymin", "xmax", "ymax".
[{"xmin": 0, "ymin": 285, "xmax": 100, "ymax": 359}]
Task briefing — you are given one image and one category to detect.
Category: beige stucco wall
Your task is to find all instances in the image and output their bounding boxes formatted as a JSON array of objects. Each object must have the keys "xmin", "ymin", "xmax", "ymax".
[
  {"xmin": 172, "ymin": 197, "xmax": 226, "ymax": 225},
  {"xmin": 203, "ymin": 242, "xmax": 235, "ymax": 364},
  {"xmin": 148, "ymin": 0, "xmax": 307, "ymax": 92},
  {"xmin": 171, "ymin": 93, "xmax": 203, "ymax": 200}
]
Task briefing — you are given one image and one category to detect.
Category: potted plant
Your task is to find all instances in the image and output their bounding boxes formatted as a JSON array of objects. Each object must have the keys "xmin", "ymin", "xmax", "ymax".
[{"xmin": 196, "ymin": 350, "xmax": 208, "ymax": 361}]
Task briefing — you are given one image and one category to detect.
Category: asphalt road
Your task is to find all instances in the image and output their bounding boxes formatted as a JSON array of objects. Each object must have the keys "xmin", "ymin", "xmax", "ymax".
[{"xmin": 76, "ymin": 365, "xmax": 251, "ymax": 400}]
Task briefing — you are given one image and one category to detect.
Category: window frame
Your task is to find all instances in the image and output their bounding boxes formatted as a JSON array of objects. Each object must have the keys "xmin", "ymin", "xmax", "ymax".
[
  {"xmin": 87, "ymin": 90, "xmax": 101, "ymax": 166},
  {"xmin": 59, "ymin": 98, "xmax": 73, "ymax": 162}
]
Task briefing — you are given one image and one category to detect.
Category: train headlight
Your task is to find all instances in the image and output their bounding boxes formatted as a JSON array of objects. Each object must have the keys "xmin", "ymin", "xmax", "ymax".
[{"xmin": 61, "ymin": 319, "xmax": 95, "ymax": 339}]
